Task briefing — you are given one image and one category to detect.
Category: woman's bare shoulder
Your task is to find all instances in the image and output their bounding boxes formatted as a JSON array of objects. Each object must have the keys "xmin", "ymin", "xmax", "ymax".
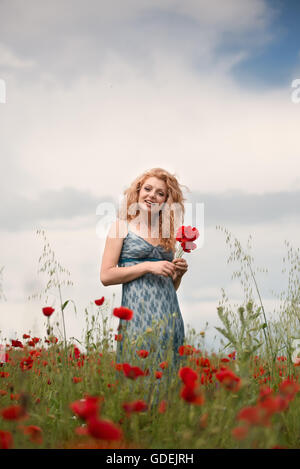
[{"xmin": 107, "ymin": 218, "xmax": 129, "ymax": 240}]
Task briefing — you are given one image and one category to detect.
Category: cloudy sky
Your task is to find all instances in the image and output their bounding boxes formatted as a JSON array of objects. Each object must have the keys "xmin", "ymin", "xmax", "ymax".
[{"xmin": 0, "ymin": 0, "xmax": 300, "ymax": 351}]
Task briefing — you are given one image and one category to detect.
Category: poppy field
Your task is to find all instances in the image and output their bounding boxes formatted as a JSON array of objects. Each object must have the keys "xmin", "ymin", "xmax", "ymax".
[{"xmin": 0, "ymin": 227, "xmax": 300, "ymax": 449}]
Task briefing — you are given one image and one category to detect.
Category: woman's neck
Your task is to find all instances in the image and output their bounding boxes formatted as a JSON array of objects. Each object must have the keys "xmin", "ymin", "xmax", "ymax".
[{"xmin": 133, "ymin": 212, "xmax": 160, "ymax": 239}]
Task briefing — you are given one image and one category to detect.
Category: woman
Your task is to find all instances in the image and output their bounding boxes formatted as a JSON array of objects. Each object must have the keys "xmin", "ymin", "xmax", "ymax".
[{"xmin": 100, "ymin": 168, "xmax": 188, "ymax": 371}]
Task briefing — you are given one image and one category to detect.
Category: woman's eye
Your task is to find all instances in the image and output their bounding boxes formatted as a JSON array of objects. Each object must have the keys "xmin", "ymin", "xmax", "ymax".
[{"xmin": 144, "ymin": 187, "xmax": 164, "ymax": 196}]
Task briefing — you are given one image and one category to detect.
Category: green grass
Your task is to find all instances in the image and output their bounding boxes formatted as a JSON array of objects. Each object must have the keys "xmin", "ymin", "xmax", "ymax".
[{"xmin": 0, "ymin": 226, "xmax": 299, "ymax": 449}]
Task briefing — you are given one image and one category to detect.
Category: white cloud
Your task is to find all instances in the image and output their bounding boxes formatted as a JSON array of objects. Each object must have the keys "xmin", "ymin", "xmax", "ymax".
[
  {"xmin": 0, "ymin": 0, "xmax": 276, "ymax": 82},
  {"xmin": 1, "ymin": 52, "xmax": 299, "ymax": 202},
  {"xmin": 0, "ymin": 1, "xmax": 274, "ymax": 34},
  {"xmin": 166, "ymin": 0, "xmax": 273, "ymax": 32},
  {"xmin": 0, "ymin": 43, "xmax": 35, "ymax": 69}
]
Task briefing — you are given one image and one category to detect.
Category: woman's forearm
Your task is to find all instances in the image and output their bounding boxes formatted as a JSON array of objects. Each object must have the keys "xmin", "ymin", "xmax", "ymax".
[
  {"xmin": 173, "ymin": 275, "xmax": 182, "ymax": 291},
  {"xmin": 101, "ymin": 262, "xmax": 151, "ymax": 286}
]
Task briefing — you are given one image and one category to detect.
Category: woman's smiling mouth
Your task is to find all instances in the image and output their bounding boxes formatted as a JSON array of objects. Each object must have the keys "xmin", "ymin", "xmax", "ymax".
[{"xmin": 144, "ymin": 200, "xmax": 156, "ymax": 207}]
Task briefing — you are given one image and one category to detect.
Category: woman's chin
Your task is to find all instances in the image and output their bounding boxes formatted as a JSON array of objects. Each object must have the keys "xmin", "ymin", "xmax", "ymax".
[
  {"xmin": 140, "ymin": 202, "xmax": 153, "ymax": 211},
  {"xmin": 138, "ymin": 202, "xmax": 149, "ymax": 212},
  {"xmin": 138, "ymin": 202, "xmax": 161, "ymax": 216}
]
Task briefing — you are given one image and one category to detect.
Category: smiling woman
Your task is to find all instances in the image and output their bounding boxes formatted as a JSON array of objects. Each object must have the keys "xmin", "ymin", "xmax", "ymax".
[{"xmin": 100, "ymin": 168, "xmax": 189, "ymax": 374}]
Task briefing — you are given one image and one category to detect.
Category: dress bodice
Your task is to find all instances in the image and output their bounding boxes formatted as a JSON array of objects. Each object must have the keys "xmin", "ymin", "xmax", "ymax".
[{"xmin": 118, "ymin": 229, "xmax": 174, "ymax": 265}]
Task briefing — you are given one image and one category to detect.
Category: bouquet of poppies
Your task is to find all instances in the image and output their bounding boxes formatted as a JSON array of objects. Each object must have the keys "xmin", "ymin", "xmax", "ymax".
[{"xmin": 175, "ymin": 225, "xmax": 199, "ymax": 258}]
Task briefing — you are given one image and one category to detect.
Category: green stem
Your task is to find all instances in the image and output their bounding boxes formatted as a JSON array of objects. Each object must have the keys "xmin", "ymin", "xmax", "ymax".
[
  {"xmin": 247, "ymin": 259, "xmax": 274, "ymax": 377},
  {"xmin": 56, "ymin": 273, "xmax": 67, "ymax": 356},
  {"xmin": 175, "ymin": 245, "xmax": 184, "ymax": 258}
]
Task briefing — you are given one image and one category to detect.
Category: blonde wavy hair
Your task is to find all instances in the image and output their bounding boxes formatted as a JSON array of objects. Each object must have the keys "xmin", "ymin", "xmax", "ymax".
[{"xmin": 118, "ymin": 168, "xmax": 189, "ymax": 253}]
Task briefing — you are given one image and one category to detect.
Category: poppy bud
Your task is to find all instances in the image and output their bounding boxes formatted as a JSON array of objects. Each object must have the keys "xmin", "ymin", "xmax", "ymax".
[{"xmin": 42, "ymin": 307, "xmax": 55, "ymax": 317}]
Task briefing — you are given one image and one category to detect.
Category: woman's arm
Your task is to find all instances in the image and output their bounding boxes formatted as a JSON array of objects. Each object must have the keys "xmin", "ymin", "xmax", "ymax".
[
  {"xmin": 100, "ymin": 219, "xmax": 152, "ymax": 286},
  {"xmin": 172, "ymin": 258, "xmax": 188, "ymax": 291},
  {"xmin": 101, "ymin": 260, "xmax": 152, "ymax": 286},
  {"xmin": 172, "ymin": 275, "xmax": 182, "ymax": 291}
]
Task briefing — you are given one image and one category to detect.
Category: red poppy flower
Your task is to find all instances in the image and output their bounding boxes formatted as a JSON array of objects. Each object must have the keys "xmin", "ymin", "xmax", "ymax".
[
  {"xmin": 42, "ymin": 307, "xmax": 55, "ymax": 317},
  {"xmin": 158, "ymin": 400, "xmax": 167, "ymax": 414},
  {"xmin": 155, "ymin": 371, "xmax": 163, "ymax": 379},
  {"xmin": 113, "ymin": 307, "xmax": 134, "ymax": 320},
  {"xmin": 0, "ymin": 372, "xmax": 9, "ymax": 378},
  {"xmin": 20, "ymin": 356, "xmax": 34, "ymax": 371},
  {"xmin": 74, "ymin": 426, "xmax": 89, "ymax": 436},
  {"xmin": 11, "ymin": 339, "xmax": 23, "ymax": 348},
  {"xmin": 114, "ymin": 363, "xmax": 123, "ymax": 372},
  {"xmin": 180, "ymin": 241, "xmax": 197, "ymax": 253},
  {"xmin": 232, "ymin": 426, "xmax": 249, "ymax": 441},
  {"xmin": 87, "ymin": 416, "xmax": 122, "ymax": 440},
  {"xmin": 178, "ymin": 345, "xmax": 195, "ymax": 356},
  {"xmin": 73, "ymin": 377, "xmax": 83, "ymax": 384},
  {"xmin": 237, "ymin": 405, "xmax": 262, "ymax": 426},
  {"xmin": 70, "ymin": 395, "xmax": 101, "ymax": 420},
  {"xmin": 199, "ymin": 412, "xmax": 208, "ymax": 428},
  {"xmin": 176, "ymin": 226, "xmax": 199, "ymax": 243},
  {"xmin": 197, "ymin": 357, "xmax": 211, "ymax": 368},
  {"xmin": 23, "ymin": 334, "xmax": 30, "ymax": 339},
  {"xmin": 122, "ymin": 400, "xmax": 148, "ymax": 414},
  {"xmin": 136, "ymin": 350, "xmax": 149, "ymax": 359},
  {"xmin": 0, "ymin": 430, "xmax": 13, "ymax": 449},
  {"xmin": 159, "ymin": 361, "xmax": 168, "ymax": 369},
  {"xmin": 278, "ymin": 378, "xmax": 300, "ymax": 401},
  {"xmin": 73, "ymin": 346, "xmax": 81, "ymax": 360},
  {"xmin": 179, "ymin": 367, "xmax": 198, "ymax": 386},
  {"xmin": 257, "ymin": 386, "xmax": 273, "ymax": 401},
  {"xmin": 260, "ymin": 395, "xmax": 288, "ymax": 415},
  {"xmin": 94, "ymin": 297, "xmax": 105, "ymax": 306},
  {"xmin": 180, "ymin": 382, "xmax": 204, "ymax": 405},
  {"xmin": 215, "ymin": 367, "xmax": 241, "ymax": 392},
  {"xmin": 21, "ymin": 425, "xmax": 43, "ymax": 444},
  {"xmin": 1, "ymin": 405, "xmax": 27, "ymax": 421},
  {"xmin": 114, "ymin": 334, "xmax": 123, "ymax": 342},
  {"xmin": 122, "ymin": 363, "xmax": 144, "ymax": 379}
]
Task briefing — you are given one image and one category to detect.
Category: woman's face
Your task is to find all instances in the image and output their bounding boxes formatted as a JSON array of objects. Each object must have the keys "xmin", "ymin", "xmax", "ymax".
[{"xmin": 138, "ymin": 176, "xmax": 168, "ymax": 214}]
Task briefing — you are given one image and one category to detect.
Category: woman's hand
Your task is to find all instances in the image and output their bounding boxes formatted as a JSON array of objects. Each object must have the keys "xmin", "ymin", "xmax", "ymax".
[
  {"xmin": 147, "ymin": 260, "xmax": 177, "ymax": 278},
  {"xmin": 172, "ymin": 258, "xmax": 188, "ymax": 280}
]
